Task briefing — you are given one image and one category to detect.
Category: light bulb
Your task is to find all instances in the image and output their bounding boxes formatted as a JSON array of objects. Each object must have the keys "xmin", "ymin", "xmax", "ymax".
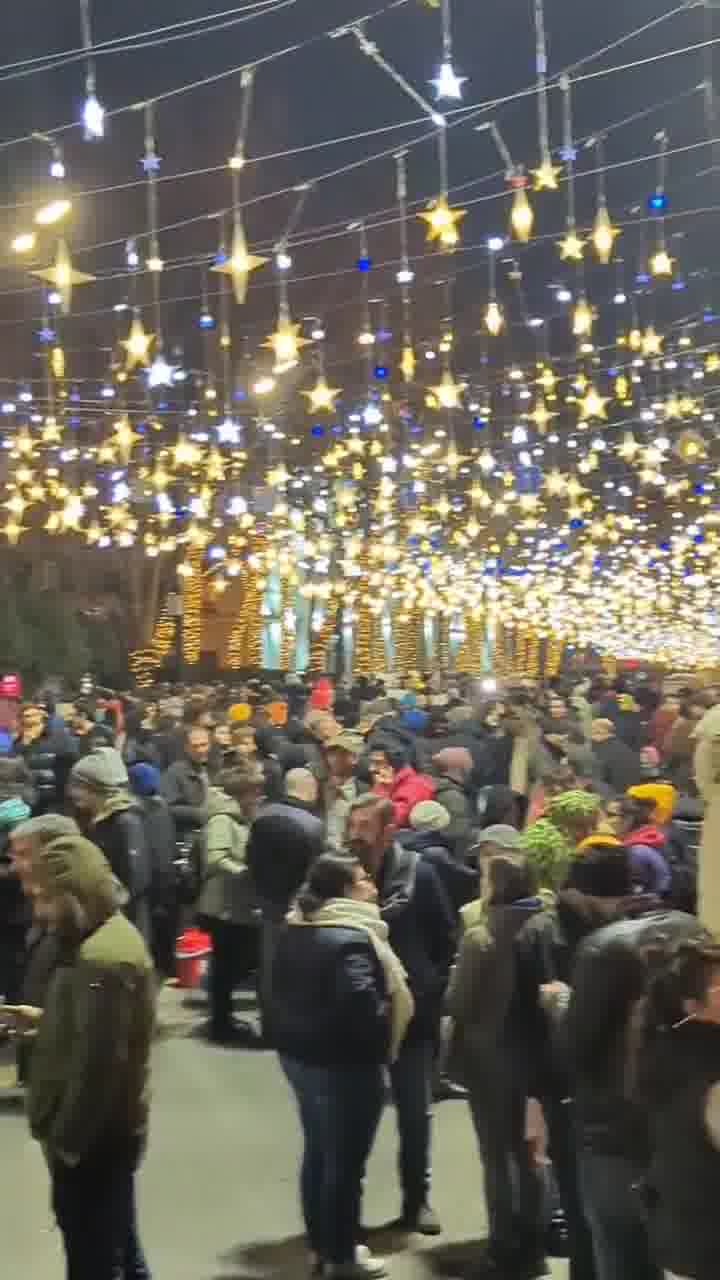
[
  {"xmin": 83, "ymin": 93, "xmax": 105, "ymax": 140},
  {"xmin": 11, "ymin": 233, "xmax": 36, "ymax": 254},
  {"xmin": 275, "ymin": 251, "xmax": 293, "ymax": 271},
  {"xmin": 396, "ymin": 267, "xmax": 415, "ymax": 284},
  {"xmin": 485, "ymin": 300, "xmax": 504, "ymax": 336},
  {"xmin": 510, "ymin": 187, "xmax": 534, "ymax": 242},
  {"xmin": 592, "ymin": 203, "xmax": 620, "ymax": 264},
  {"xmin": 35, "ymin": 199, "xmax": 71, "ymax": 226},
  {"xmin": 50, "ymin": 158, "xmax": 65, "ymax": 180}
]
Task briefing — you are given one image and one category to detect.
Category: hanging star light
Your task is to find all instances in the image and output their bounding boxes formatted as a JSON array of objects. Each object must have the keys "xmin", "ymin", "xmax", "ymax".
[
  {"xmin": 592, "ymin": 202, "xmax": 620, "ymax": 264},
  {"xmin": 302, "ymin": 376, "xmax": 341, "ymax": 413},
  {"xmin": 30, "ymin": 240, "xmax": 95, "ymax": 315},
  {"xmin": 211, "ymin": 217, "xmax": 268, "ymax": 304},
  {"xmin": 537, "ymin": 366, "xmax": 558, "ymax": 394},
  {"xmin": 641, "ymin": 326, "xmax": 664, "ymax": 357},
  {"xmin": 418, "ymin": 196, "xmax": 466, "ymax": 247},
  {"xmin": 558, "ymin": 230, "xmax": 585, "ymax": 262},
  {"xmin": 485, "ymin": 300, "xmax": 504, "ymax": 336},
  {"xmin": 147, "ymin": 355, "xmax": 176, "ymax": 388},
  {"xmin": 113, "ymin": 415, "xmax": 140, "ymax": 462},
  {"xmin": 618, "ymin": 432, "xmax": 639, "ymax": 460},
  {"xmin": 264, "ymin": 311, "xmax": 309, "ymax": 371},
  {"xmin": 122, "ymin": 313, "xmax": 154, "ymax": 371},
  {"xmin": 706, "ymin": 352, "xmax": 720, "ymax": 374},
  {"xmin": 650, "ymin": 248, "xmax": 674, "ymax": 277},
  {"xmin": 545, "ymin": 468, "xmax": 566, "ymax": 496},
  {"xmin": 572, "ymin": 296, "xmax": 594, "ymax": 338},
  {"xmin": 510, "ymin": 185, "xmax": 534, "ymax": 242},
  {"xmin": 578, "ymin": 386, "xmax": 608, "ymax": 419},
  {"xmin": 527, "ymin": 399, "xmax": 557, "ymax": 431},
  {"xmin": 430, "ymin": 370, "xmax": 465, "ymax": 409},
  {"xmin": 431, "ymin": 61, "xmax": 466, "ymax": 101},
  {"xmin": 400, "ymin": 345, "xmax": 416, "ymax": 382},
  {"xmin": 532, "ymin": 158, "xmax": 562, "ymax": 192}
]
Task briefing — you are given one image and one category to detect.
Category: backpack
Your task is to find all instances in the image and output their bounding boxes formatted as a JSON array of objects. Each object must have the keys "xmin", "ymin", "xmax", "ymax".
[{"xmin": 173, "ymin": 828, "xmax": 208, "ymax": 907}]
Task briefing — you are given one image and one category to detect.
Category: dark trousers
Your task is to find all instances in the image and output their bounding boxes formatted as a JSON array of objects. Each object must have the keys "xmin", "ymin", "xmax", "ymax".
[
  {"xmin": 0, "ymin": 922, "xmax": 26, "ymax": 1003},
  {"xmin": 51, "ymin": 1141, "xmax": 150, "ymax": 1280},
  {"xmin": 205, "ymin": 919, "xmax": 258, "ymax": 1036},
  {"xmin": 281, "ymin": 1055, "xmax": 384, "ymax": 1265},
  {"xmin": 543, "ymin": 1095, "xmax": 597, "ymax": 1280},
  {"xmin": 388, "ymin": 1035, "xmax": 434, "ymax": 1215},
  {"xmin": 468, "ymin": 1075, "xmax": 542, "ymax": 1258},
  {"xmin": 579, "ymin": 1152, "xmax": 662, "ymax": 1280},
  {"xmin": 258, "ymin": 914, "xmax": 284, "ymax": 1038}
]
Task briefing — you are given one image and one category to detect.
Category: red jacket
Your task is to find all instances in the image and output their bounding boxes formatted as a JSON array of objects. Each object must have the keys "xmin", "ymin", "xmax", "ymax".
[{"xmin": 373, "ymin": 765, "xmax": 435, "ymax": 828}]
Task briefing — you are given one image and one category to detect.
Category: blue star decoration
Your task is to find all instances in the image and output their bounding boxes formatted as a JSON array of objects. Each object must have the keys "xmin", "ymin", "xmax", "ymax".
[
  {"xmin": 559, "ymin": 145, "xmax": 577, "ymax": 163},
  {"xmin": 141, "ymin": 152, "xmax": 162, "ymax": 174},
  {"xmin": 37, "ymin": 326, "xmax": 56, "ymax": 344}
]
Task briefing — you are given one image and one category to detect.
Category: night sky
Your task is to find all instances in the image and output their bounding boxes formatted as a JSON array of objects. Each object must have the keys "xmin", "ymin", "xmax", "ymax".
[{"xmin": 0, "ymin": 0, "xmax": 715, "ymax": 400}]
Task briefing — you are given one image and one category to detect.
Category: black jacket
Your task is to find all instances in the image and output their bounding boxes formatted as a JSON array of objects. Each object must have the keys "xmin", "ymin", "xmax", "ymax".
[
  {"xmin": 431, "ymin": 777, "xmax": 474, "ymax": 855},
  {"xmin": 270, "ymin": 924, "xmax": 389, "ymax": 1066},
  {"xmin": 377, "ymin": 841, "xmax": 455, "ymax": 1040},
  {"xmin": 73, "ymin": 724, "xmax": 115, "ymax": 758},
  {"xmin": 643, "ymin": 1020, "xmax": 720, "ymax": 1280},
  {"xmin": 91, "ymin": 806, "xmax": 152, "ymax": 922},
  {"xmin": 567, "ymin": 909, "xmax": 708, "ymax": 1160},
  {"xmin": 160, "ymin": 758, "xmax": 209, "ymax": 838},
  {"xmin": 246, "ymin": 799, "xmax": 325, "ymax": 916},
  {"xmin": 12, "ymin": 728, "xmax": 77, "ymax": 813},
  {"xmin": 135, "ymin": 795, "xmax": 176, "ymax": 907},
  {"xmin": 397, "ymin": 829, "xmax": 477, "ymax": 915},
  {"xmin": 590, "ymin": 736, "xmax": 642, "ymax": 794}
]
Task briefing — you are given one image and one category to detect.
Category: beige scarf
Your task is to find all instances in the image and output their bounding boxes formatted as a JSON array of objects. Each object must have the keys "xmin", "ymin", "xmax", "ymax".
[{"xmin": 288, "ymin": 898, "xmax": 414, "ymax": 1060}]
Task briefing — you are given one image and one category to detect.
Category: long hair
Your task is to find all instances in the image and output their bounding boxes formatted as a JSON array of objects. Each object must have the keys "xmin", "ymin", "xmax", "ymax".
[
  {"xmin": 295, "ymin": 854, "xmax": 359, "ymax": 918},
  {"xmin": 630, "ymin": 938, "xmax": 720, "ymax": 1105}
]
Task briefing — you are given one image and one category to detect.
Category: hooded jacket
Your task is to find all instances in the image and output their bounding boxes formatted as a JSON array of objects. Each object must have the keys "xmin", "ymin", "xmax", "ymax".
[
  {"xmin": 372, "ymin": 764, "xmax": 435, "ymax": 828},
  {"xmin": 246, "ymin": 798, "xmax": 324, "ymax": 917},
  {"xmin": 27, "ymin": 835, "xmax": 155, "ymax": 1163},
  {"xmin": 196, "ymin": 788, "xmax": 257, "ymax": 924},
  {"xmin": 623, "ymin": 826, "xmax": 671, "ymax": 896}
]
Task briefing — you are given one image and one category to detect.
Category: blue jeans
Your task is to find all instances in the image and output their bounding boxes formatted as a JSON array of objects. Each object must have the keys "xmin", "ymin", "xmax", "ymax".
[
  {"xmin": 281, "ymin": 1056, "xmax": 384, "ymax": 1265},
  {"xmin": 579, "ymin": 1152, "xmax": 661, "ymax": 1280},
  {"xmin": 388, "ymin": 1036, "xmax": 434, "ymax": 1215}
]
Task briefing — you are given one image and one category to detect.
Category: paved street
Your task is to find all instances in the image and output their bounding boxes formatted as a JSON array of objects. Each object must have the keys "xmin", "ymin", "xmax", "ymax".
[{"xmin": 0, "ymin": 992, "xmax": 568, "ymax": 1280}]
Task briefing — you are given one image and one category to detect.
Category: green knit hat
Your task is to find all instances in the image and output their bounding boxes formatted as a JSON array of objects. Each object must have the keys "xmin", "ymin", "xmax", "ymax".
[
  {"xmin": 519, "ymin": 818, "xmax": 572, "ymax": 891},
  {"xmin": 546, "ymin": 790, "xmax": 601, "ymax": 839}
]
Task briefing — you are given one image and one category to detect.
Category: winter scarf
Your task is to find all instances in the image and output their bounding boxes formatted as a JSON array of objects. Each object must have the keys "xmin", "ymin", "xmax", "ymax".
[{"xmin": 287, "ymin": 897, "xmax": 414, "ymax": 1060}]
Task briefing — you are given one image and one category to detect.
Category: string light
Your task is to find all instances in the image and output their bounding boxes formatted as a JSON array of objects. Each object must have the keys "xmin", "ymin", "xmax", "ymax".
[{"xmin": 510, "ymin": 183, "xmax": 534, "ymax": 242}]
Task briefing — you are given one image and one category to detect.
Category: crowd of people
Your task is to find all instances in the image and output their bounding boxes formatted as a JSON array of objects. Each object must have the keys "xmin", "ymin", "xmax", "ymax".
[{"xmin": 2, "ymin": 666, "xmax": 720, "ymax": 1280}]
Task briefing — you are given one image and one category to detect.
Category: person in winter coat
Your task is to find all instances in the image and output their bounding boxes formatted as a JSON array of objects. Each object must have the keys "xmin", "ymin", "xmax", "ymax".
[
  {"xmin": 323, "ymin": 731, "xmax": 366, "ymax": 850},
  {"xmin": 159, "ymin": 724, "xmax": 210, "ymax": 841},
  {"xmin": 18, "ymin": 832, "xmax": 155, "ymax": 1280},
  {"xmin": 606, "ymin": 796, "xmax": 671, "ymax": 897},
  {"xmin": 567, "ymin": 904, "xmax": 707, "ymax": 1280},
  {"xmin": 128, "ymin": 762, "xmax": 177, "ymax": 978},
  {"xmin": 430, "ymin": 747, "xmax": 474, "ymax": 855},
  {"xmin": 694, "ymin": 704, "xmax": 720, "ymax": 936},
  {"xmin": 196, "ymin": 762, "xmax": 264, "ymax": 1044},
  {"xmin": 0, "ymin": 758, "xmax": 33, "ymax": 1002},
  {"xmin": 590, "ymin": 719, "xmax": 642, "ymax": 794},
  {"xmin": 447, "ymin": 852, "xmax": 545, "ymax": 1277},
  {"xmin": 633, "ymin": 938, "xmax": 720, "ymax": 1280},
  {"xmin": 68, "ymin": 748, "xmax": 151, "ymax": 941},
  {"xmin": 347, "ymin": 795, "xmax": 455, "ymax": 1236},
  {"xmin": 272, "ymin": 854, "xmax": 413, "ymax": 1280},
  {"xmin": 513, "ymin": 846, "xmax": 641, "ymax": 1280},
  {"xmin": 12, "ymin": 703, "xmax": 77, "ymax": 813},
  {"xmin": 369, "ymin": 744, "xmax": 435, "ymax": 829},
  {"xmin": 400, "ymin": 801, "xmax": 478, "ymax": 915}
]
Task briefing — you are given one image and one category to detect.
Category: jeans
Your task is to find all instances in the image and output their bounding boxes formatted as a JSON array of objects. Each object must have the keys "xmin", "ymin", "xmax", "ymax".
[
  {"xmin": 281, "ymin": 1056, "xmax": 384, "ymax": 1264},
  {"xmin": 543, "ymin": 1095, "xmax": 597, "ymax": 1280},
  {"xmin": 51, "ymin": 1140, "xmax": 151, "ymax": 1280},
  {"xmin": 579, "ymin": 1152, "xmax": 661, "ymax": 1280},
  {"xmin": 468, "ymin": 1074, "xmax": 542, "ymax": 1258},
  {"xmin": 204, "ymin": 919, "xmax": 259, "ymax": 1036},
  {"xmin": 259, "ymin": 915, "xmax": 284, "ymax": 1039},
  {"xmin": 388, "ymin": 1036, "xmax": 434, "ymax": 1214}
]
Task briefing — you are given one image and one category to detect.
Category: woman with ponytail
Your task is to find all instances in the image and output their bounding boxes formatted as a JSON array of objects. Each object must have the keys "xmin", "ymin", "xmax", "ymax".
[{"xmin": 635, "ymin": 939, "xmax": 720, "ymax": 1280}]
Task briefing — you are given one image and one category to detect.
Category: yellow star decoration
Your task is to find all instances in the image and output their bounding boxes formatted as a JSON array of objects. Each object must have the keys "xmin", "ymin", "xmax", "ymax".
[
  {"xmin": 578, "ymin": 386, "xmax": 608, "ymax": 420},
  {"xmin": 50, "ymin": 346, "xmax": 65, "ymax": 380},
  {"xmin": 430, "ymin": 371, "xmax": 465, "ymax": 409},
  {"xmin": 618, "ymin": 432, "xmax": 639, "ymax": 460},
  {"xmin": 558, "ymin": 231, "xmax": 585, "ymax": 262},
  {"xmin": 650, "ymin": 248, "xmax": 674, "ymax": 277},
  {"xmin": 211, "ymin": 217, "xmax": 268, "ymax": 304},
  {"xmin": 545, "ymin": 469, "xmax": 567, "ymax": 496},
  {"xmin": 302, "ymin": 376, "xmax": 341, "ymax": 413},
  {"xmin": 526, "ymin": 399, "xmax": 557, "ymax": 432},
  {"xmin": 113, "ymin": 415, "xmax": 140, "ymax": 463},
  {"xmin": 706, "ymin": 352, "xmax": 720, "ymax": 374},
  {"xmin": 400, "ymin": 345, "xmax": 416, "ymax": 382},
  {"xmin": 31, "ymin": 240, "xmax": 95, "ymax": 315},
  {"xmin": 572, "ymin": 297, "xmax": 594, "ymax": 338},
  {"xmin": 537, "ymin": 366, "xmax": 558, "ymax": 394},
  {"xmin": 615, "ymin": 374, "xmax": 631, "ymax": 402},
  {"xmin": 532, "ymin": 158, "xmax": 562, "ymax": 191},
  {"xmin": 42, "ymin": 416, "xmax": 62, "ymax": 443},
  {"xmin": 418, "ymin": 196, "xmax": 466, "ymax": 248},
  {"xmin": 641, "ymin": 326, "xmax": 664, "ymax": 358},
  {"xmin": 264, "ymin": 312, "xmax": 309, "ymax": 372},
  {"xmin": 122, "ymin": 314, "xmax": 154, "ymax": 371}
]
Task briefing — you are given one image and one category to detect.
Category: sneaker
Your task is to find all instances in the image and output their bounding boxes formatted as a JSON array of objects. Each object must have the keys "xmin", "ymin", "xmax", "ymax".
[
  {"xmin": 325, "ymin": 1246, "xmax": 387, "ymax": 1279},
  {"xmin": 398, "ymin": 1204, "xmax": 442, "ymax": 1236}
]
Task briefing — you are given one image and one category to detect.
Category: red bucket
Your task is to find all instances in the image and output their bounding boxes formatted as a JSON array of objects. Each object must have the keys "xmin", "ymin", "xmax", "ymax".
[{"xmin": 175, "ymin": 928, "xmax": 212, "ymax": 989}]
